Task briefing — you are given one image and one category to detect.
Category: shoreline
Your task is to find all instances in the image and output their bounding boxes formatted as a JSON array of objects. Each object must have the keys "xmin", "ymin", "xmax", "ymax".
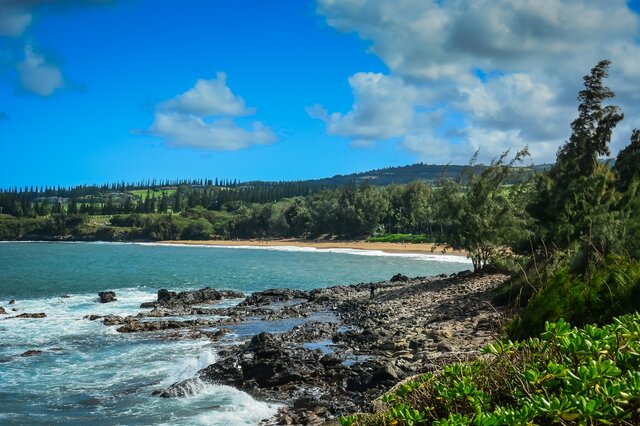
[
  {"xmin": 158, "ymin": 239, "xmax": 468, "ymax": 257},
  {"xmin": 147, "ymin": 272, "xmax": 509, "ymax": 423}
]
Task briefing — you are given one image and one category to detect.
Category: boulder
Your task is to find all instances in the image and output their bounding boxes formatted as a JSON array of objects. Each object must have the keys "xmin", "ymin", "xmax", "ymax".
[
  {"xmin": 239, "ymin": 289, "xmax": 309, "ymax": 307},
  {"xmin": 157, "ymin": 289, "xmax": 177, "ymax": 302},
  {"xmin": 84, "ymin": 315, "xmax": 102, "ymax": 321},
  {"xmin": 98, "ymin": 291, "xmax": 117, "ymax": 303},
  {"xmin": 141, "ymin": 287, "xmax": 245, "ymax": 308},
  {"xmin": 20, "ymin": 349, "xmax": 44, "ymax": 357},
  {"xmin": 116, "ymin": 318, "xmax": 220, "ymax": 333},
  {"xmin": 0, "ymin": 306, "xmax": 5, "ymax": 315},
  {"xmin": 14, "ymin": 313, "xmax": 46, "ymax": 318},
  {"xmin": 390, "ymin": 274, "xmax": 409, "ymax": 283},
  {"xmin": 8, "ymin": 299, "xmax": 15, "ymax": 305},
  {"xmin": 371, "ymin": 363, "xmax": 399, "ymax": 384}
]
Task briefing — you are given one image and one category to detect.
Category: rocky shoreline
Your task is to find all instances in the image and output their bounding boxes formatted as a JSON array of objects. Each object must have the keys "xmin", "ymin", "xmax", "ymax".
[{"xmin": 75, "ymin": 271, "xmax": 510, "ymax": 424}]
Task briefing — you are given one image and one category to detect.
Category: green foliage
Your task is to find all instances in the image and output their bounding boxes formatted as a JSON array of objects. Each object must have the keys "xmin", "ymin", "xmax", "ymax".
[
  {"xmin": 528, "ymin": 60, "xmax": 624, "ymax": 260},
  {"xmin": 433, "ymin": 149, "xmax": 531, "ymax": 272},
  {"xmin": 614, "ymin": 129, "xmax": 640, "ymax": 191},
  {"xmin": 344, "ymin": 315, "xmax": 640, "ymax": 425},
  {"xmin": 508, "ymin": 256, "xmax": 640, "ymax": 339}
]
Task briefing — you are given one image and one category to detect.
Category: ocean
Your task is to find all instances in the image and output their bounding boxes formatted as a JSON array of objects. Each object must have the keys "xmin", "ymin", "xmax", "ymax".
[{"xmin": 0, "ymin": 241, "xmax": 470, "ymax": 425}]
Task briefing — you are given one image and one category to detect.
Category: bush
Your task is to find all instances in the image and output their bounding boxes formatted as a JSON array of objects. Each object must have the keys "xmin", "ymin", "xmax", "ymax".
[
  {"xmin": 344, "ymin": 314, "xmax": 640, "ymax": 425},
  {"xmin": 507, "ymin": 255, "xmax": 640, "ymax": 339}
]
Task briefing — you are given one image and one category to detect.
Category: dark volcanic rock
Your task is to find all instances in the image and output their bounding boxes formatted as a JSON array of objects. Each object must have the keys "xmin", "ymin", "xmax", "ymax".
[
  {"xmin": 9, "ymin": 299, "xmax": 16, "ymax": 305},
  {"xmin": 98, "ymin": 291, "xmax": 117, "ymax": 303},
  {"xmin": 157, "ymin": 289, "xmax": 177, "ymax": 302},
  {"xmin": 239, "ymin": 288, "xmax": 309, "ymax": 307},
  {"xmin": 84, "ymin": 314, "xmax": 102, "ymax": 321},
  {"xmin": 145, "ymin": 272, "xmax": 510, "ymax": 424},
  {"xmin": 13, "ymin": 313, "xmax": 46, "ymax": 318},
  {"xmin": 21, "ymin": 349, "xmax": 44, "ymax": 357},
  {"xmin": 390, "ymin": 273, "xmax": 409, "ymax": 283},
  {"xmin": 116, "ymin": 319, "xmax": 220, "ymax": 333},
  {"xmin": 101, "ymin": 315, "xmax": 140, "ymax": 326},
  {"xmin": 140, "ymin": 287, "xmax": 245, "ymax": 309},
  {"xmin": 0, "ymin": 306, "xmax": 6, "ymax": 315}
]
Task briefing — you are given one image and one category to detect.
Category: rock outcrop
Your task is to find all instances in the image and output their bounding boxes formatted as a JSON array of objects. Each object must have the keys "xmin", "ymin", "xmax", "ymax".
[
  {"xmin": 149, "ymin": 271, "xmax": 510, "ymax": 424},
  {"xmin": 139, "ymin": 287, "xmax": 244, "ymax": 309},
  {"xmin": 98, "ymin": 291, "xmax": 117, "ymax": 303}
]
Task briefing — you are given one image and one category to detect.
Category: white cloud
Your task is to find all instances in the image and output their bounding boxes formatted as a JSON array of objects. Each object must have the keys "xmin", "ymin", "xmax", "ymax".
[
  {"xmin": 315, "ymin": 0, "xmax": 640, "ymax": 163},
  {"xmin": 158, "ymin": 72, "xmax": 254, "ymax": 117},
  {"xmin": 307, "ymin": 72, "xmax": 420, "ymax": 144},
  {"xmin": 16, "ymin": 44, "xmax": 64, "ymax": 96},
  {"xmin": 147, "ymin": 74, "xmax": 277, "ymax": 151},
  {"xmin": 150, "ymin": 114, "xmax": 275, "ymax": 151},
  {"xmin": 1, "ymin": 1, "xmax": 116, "ymax": 99}
]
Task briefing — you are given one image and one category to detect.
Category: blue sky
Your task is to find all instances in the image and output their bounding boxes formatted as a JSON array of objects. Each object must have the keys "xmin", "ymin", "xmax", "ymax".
[{"xmin": 1, "ymin": 0, "xmax": 640, "ymax": 187}]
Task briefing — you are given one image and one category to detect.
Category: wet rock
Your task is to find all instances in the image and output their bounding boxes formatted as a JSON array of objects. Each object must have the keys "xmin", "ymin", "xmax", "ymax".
[
  {"xmin": 20, "ymin": 349, "xmax": 44, "ymax": 357},
  {"xmin": 9, "ymin": 299, "xmax": 15, "ymax": 305},
  {"xmin": 147, "ymin": 272, "xmax": 511, "ymax": 424},
  {"xmin": 0, "ymin": 307, "xmax": 5, "ymax": 315},
  {"xmin": 116, "ymin": 318, "xmax": 220, "ymax": 333},
  {"xmin": 239, "ymin": 288, "xmax": 309, "ymax": 307},
  {"xmin": 84, "ymin": 314, "xmax": 102, "ymax": 321},
  {"xmin": 101, "ymin": 315, "xmax": 137, "ymax": 326},
  {"xmin": 157, "ymin": 289, "xmax": 177, "ymax": 302},
  {"xmin": 60, "ymin": 295, "xmax": 71, "ymax": 298},
  {"xmin": 390, "ymin": 274, "xmax": 409, "ymax": 283},
  {"xmin": 13, "ymin": 313, "xmax": 46, "ymax": 318},
  {"xmin": 140, "ymin": 287, "xmax": 244, "ymax": 309},
  {"xmin": 98, "ymin": 291, "xmax": 117, "ymax": 303}
]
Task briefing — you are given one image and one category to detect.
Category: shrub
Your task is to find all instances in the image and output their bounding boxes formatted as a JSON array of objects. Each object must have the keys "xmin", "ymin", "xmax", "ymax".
[
  {"xmin": 508, "ymin": 255, "xmax": 640, "ymax": 339},
  {"xmin": 344, "ymin": 314, "xmax": 640, "ymax": 425}
]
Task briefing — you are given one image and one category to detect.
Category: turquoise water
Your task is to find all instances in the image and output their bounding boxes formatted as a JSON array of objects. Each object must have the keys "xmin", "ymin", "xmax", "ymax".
[{"xmin": 0, "ymin": 242, "xmax": 470, "ymax": 425}]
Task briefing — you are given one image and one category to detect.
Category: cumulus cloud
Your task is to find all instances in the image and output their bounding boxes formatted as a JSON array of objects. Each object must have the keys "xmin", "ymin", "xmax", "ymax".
[
  {"xmin": 307, "ymin": 73, "xmax": 420, "ymax": 145},
  {"xmin": 158, "ymin": 72, "xmax": 254, "ymax": 117},
  {"xmin": 16, "ymin": 44, "xmax": 64, "ymax": 96},
  {"xmin": 1, "ymin": 1, "xmax": 115, "ymax": 97},
  {"xmin": 314, "ymin": 0, "xmax": 640, "ymax": 163},
  {"xmin": 146, "ymin": 74, "xmax": 276, "ymax": 151}
]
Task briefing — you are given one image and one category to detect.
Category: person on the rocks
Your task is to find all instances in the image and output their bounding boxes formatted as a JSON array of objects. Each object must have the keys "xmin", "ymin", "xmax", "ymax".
[{"xmin": 370, "ymin": 284, "xmax": 375, "ymax": 299}]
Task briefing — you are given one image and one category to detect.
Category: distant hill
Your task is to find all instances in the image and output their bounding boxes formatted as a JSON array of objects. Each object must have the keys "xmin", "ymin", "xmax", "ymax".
[{"xmin": 247, "ymin": 162, "xmax": 553, "ymax": 188}]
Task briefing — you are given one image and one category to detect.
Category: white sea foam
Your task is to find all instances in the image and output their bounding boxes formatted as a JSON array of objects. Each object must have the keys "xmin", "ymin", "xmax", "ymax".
[
  {"xmin": 162, "ymin": 348, "xmax": 218, "ymax": 386},
  {"xmin": 137, "ymin": 241, "xmax": 472, "ymax": 264},
  {"xmin": 187, "ymin": 383, "xmax": 281, "ymax": 426}
]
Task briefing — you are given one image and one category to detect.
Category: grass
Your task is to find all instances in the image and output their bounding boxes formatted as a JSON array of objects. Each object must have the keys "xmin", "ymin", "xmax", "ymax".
[{"xmin": 129, "ymin": 189, "xmax": 176, "ymax": 198}]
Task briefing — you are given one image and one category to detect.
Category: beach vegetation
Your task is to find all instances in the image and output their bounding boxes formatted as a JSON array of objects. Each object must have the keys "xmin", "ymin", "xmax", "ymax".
[{"xmin": 342, "ymin": 314, "xmax": 640, "ymax": 426}]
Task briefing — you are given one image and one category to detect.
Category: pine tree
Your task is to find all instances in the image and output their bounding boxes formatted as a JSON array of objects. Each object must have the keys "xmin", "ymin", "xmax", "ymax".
[{"xmin": 614, "ymin": 129, "xmax": 640, "ymax": 191}]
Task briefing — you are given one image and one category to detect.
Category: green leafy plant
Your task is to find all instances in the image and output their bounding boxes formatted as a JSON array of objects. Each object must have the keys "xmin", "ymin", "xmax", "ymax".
[{"xmin": 342, "ymin": 314, "xmax": 640, "ymax": 425}]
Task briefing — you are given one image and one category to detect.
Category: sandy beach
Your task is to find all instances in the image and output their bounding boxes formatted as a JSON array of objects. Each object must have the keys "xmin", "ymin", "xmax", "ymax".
[{"xmin": 158, "ymin": 239, "xmax": 467, "ymax": 256}]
